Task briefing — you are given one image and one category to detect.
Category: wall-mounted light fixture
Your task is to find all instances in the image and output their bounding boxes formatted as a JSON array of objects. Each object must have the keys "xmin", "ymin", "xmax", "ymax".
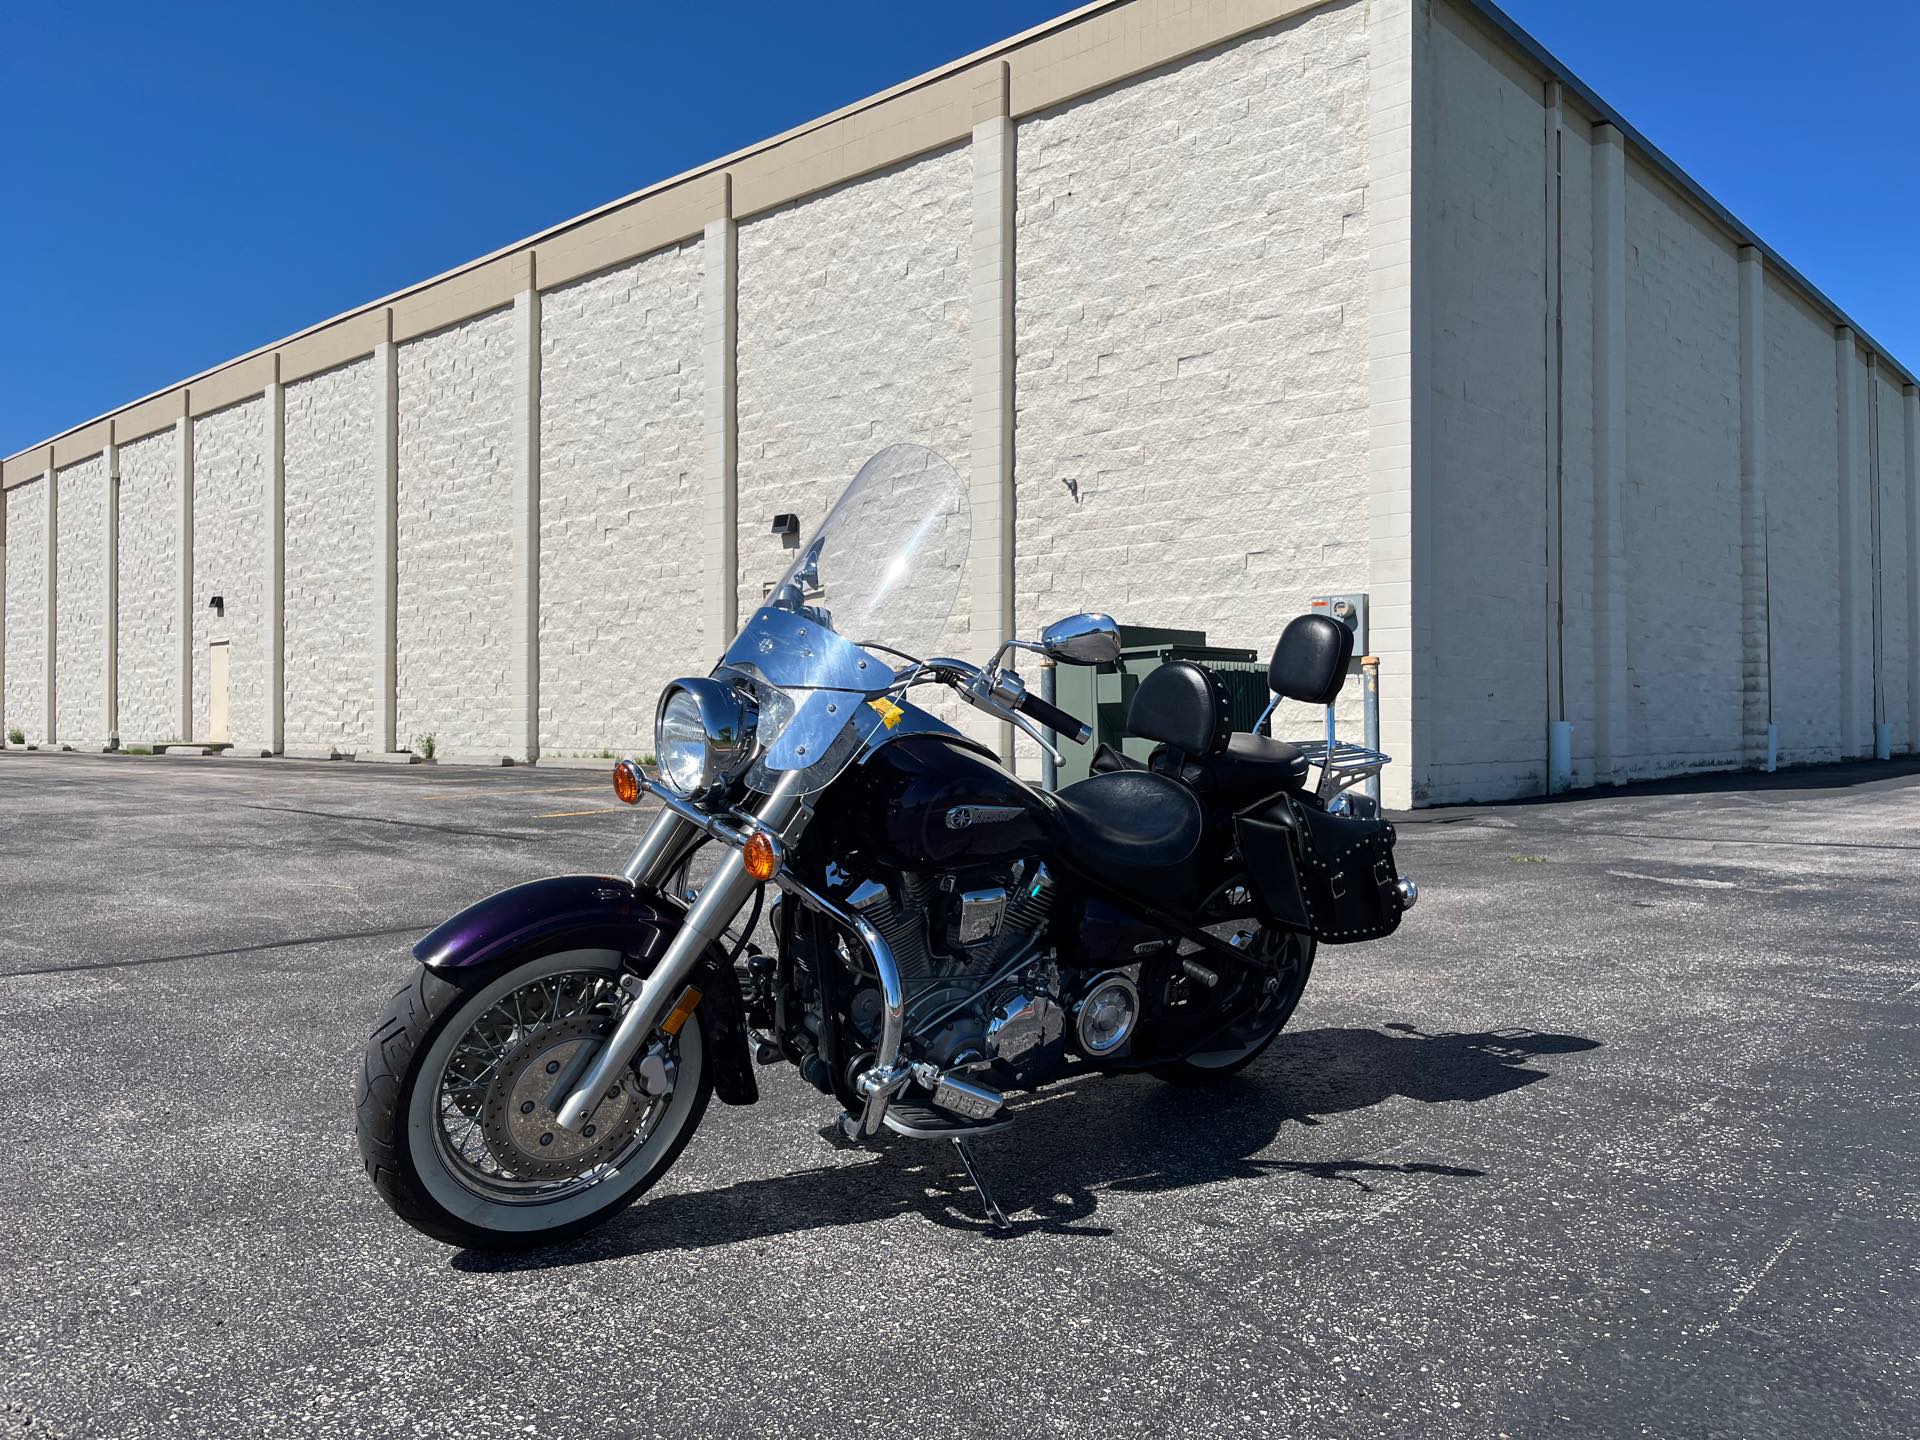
[
  {"xmin": 208, "ymin": 595, "xmax": 225, "ymax": 618},
  {"xmin": 769, "ymin": 513, "xmax": 799, "ymax": 537}
]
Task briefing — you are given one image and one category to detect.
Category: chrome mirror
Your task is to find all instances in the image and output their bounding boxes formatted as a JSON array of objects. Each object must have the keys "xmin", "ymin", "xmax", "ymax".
[{"xmin": 1040, "ymin": 612, "xmax": 1121, "ymax": 666}]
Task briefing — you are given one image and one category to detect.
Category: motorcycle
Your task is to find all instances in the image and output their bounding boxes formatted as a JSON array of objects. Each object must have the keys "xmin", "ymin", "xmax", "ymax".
[{"xmin": 355, "ymin": 443, "xmax": 1416, "ymax": 1247}]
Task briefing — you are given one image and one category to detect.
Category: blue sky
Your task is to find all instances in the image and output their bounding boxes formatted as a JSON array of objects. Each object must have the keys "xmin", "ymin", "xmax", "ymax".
[{"xmin": 1, "ymin": 1, "xmax": 1914, "ymax": 458}]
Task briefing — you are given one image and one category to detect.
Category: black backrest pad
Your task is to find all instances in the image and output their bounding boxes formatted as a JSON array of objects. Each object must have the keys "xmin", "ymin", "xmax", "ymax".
[
  {"xmin": 1268, "ymin": 613, "xmax": 1354, "ymax": 706},
  {"xmin": 1126, "ymin": 660, "xmax": 1234, "ymax": 755}
]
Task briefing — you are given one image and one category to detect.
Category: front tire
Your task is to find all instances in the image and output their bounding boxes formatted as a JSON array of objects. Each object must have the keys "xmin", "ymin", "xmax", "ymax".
[{"xmin": 355, "ymin": 946, "xmax": 713, "ymax": 1250}]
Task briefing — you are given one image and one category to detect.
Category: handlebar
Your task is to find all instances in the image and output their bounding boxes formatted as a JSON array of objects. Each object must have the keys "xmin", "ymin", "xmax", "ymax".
[
  {"xmin": 892, "ymin": 654, "xmax": 1091, "ymax": 757},
  {"xmin": 1017, "ymin": 689, "xmax": 1090, "ymax": 745}
]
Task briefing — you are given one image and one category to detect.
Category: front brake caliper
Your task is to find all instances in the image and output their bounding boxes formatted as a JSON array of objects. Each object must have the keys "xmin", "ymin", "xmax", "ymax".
[{"xmin": 633, "ymin": 1042, "xmax": 677, "ymax": 1098}]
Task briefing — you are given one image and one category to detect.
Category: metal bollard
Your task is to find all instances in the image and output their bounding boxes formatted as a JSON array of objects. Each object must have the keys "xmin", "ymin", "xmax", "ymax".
[{"xmin": 1362, "ymin": 655, "xmax": 1381, "ymax": 807}]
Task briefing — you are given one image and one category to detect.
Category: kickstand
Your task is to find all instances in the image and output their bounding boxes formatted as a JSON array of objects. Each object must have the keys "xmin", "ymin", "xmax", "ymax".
[{"xmin": 951, "ymin": 1137, "xmax": 1012, "ymax": 1230}]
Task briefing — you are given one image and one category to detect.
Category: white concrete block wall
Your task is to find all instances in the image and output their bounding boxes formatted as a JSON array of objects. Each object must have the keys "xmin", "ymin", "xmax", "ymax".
[
  {"xmin": 1620, "ymin": 159, "xmax": 1743, "ymax": 775},
  {"xmin": 395, "ymin": 309, "xmax": 517, "ymax": 757},
  {"xmin": 736, "ymin": 146, "xmax": 973, "ymax": 629},
  {"xmin": 55, "ymin": 457, "xmax": 107, "ymax": 746},
  {"xmin": 1013, "ymin": 4, "xmax": 1371, "ymax": 769},
  {"xmin": 538, "ymin": 241, "xmax": 706, "ymax": 757},
  {"xmin": 1424, "ymin": 8, "xmax": 1550, "ymax": 803},
  {"xmin": 1761, "ymin": 280, "xmax": 1843, "ymax": 764},
  {"xmin": 191, "ymin": 399, "xmax": 268, "ymax": 749},
  {"xmin": 3, "ymin": 480, "xmax": 46, "ymax": 744},
  {"xmin": 116, "ymin": 430, "xmax": 178, "ymax": 741},
  {"xmin": 5, "ymin": 0, "xmax": 1915, "ymax": 803},
  {"xmin": 284, "ymin": 358, "xmax": 379, "ymax": 754},
  {"xmin": 735, "ymin": 147, "xmax": 978, "ymax": 746}
]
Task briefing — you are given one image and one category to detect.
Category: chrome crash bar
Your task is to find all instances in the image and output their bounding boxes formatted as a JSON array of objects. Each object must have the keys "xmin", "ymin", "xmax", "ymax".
[
  {"xmin": 581, "ymin": 775, "xmax": 911, "ymax": 1138},
  {"xmin": 769, "ymin": 875, "xmax": 910, "ymax": 1135}
]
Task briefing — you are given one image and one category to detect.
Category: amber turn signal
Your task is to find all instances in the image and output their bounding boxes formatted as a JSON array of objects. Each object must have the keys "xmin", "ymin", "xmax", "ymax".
[
  {"xmin": 742, "ymin": 831, "xmax": 780, "ymax": 882},
  {"xmin": 612, "ymin": 759, "xmax": 642, "ymax": 805}
]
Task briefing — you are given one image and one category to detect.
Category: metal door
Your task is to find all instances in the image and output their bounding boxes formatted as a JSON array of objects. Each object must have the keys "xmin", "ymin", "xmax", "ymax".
[{"xmin": 208, "ymin": 642, "xmax": 231, "ymax": 743}]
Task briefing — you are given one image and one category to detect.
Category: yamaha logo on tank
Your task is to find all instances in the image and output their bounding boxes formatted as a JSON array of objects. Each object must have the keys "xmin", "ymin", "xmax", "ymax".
[{"xmin": 945, "ymin": 805, "xmax": 1022, "ymax": 830}]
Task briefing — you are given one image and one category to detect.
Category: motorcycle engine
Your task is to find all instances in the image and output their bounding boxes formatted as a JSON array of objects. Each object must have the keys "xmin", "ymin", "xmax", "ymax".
[{"xmin": 841, "ymin": 860, "xmax": 1068, "ymax": 1085}]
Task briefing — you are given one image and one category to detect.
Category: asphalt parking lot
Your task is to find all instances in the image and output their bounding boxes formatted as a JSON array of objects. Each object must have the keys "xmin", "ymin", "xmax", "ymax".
[{"xmin": 1, "ymin": 750, "xmax": 1915, "ymax": 1438}]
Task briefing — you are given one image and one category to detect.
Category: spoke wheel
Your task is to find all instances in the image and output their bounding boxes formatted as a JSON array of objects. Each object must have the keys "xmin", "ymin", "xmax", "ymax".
[
  {"xmin": 357, "ymin": 946, "xmax": 713, "ymax": 1250},
  {"xmin": 431, "ymin": 973, "xmax": 667, "ymax": 1206}
]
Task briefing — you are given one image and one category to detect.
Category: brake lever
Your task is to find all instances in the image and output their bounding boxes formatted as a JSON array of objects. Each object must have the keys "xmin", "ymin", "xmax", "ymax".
[
  {"xmin": 957, "ymin": 668, "xmax": 1064, "ymax": 769},
  {"xmin": 1007, "ymin": 709, "xmax": 1065, "ymax": 769}
]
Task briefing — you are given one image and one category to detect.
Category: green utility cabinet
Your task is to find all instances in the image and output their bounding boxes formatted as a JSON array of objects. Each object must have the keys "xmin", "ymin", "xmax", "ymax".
[{"xmin": 1049, "ymin": 625, "xmax": 1268, "ymax": 785}]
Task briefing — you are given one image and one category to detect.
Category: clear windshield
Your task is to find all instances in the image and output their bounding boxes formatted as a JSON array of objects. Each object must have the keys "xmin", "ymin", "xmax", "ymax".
[{"xmin": 717, "ymin": 444, "xmax": 969, "ymax": 794}]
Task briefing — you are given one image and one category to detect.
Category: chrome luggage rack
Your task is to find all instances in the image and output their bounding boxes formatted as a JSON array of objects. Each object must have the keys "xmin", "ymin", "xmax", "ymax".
[
  {"xmin": 1289, "ymin": 737, "xmax": 1391, "ymax": 807},
  {"xmin": 1257, "ymin": 683, "xmax": 1388, "ymax": 811}
]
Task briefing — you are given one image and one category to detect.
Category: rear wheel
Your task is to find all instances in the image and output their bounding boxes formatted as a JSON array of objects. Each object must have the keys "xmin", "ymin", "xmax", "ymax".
[
  {"xmin": 1151, "ymin": 929, "xmax": 1314, "ymax": 1085},
  {"xmin": 355, "ymin": 945, "xmax": 712, "ymax": 1250}
]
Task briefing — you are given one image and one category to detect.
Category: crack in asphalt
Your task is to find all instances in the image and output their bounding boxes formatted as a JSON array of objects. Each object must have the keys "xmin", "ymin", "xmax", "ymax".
[
  {"xmin": 0, "ymin": 924, "xmax": 435, "ymax": 980},
  {"xmin": 237, "ymin": 803, "xmax": 544, "ymax": 843}
]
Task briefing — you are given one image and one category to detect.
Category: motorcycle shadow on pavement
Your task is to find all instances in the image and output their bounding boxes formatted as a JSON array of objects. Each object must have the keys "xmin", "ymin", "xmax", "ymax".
[{"xmin": 452, "ymin": 1023, "xmax": 1599, "ymax": 1269}]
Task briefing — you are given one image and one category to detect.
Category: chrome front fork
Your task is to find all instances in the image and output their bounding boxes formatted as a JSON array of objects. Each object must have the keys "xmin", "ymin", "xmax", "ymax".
[{"xmin": 552, "ymin": 775, "xmax": 805, "ymax": 1133}]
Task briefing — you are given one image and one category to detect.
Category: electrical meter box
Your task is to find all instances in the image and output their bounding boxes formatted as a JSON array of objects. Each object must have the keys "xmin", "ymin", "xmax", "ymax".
[{"xmin": 1307, "ymin": 592, "xmax": 1369, "ymax": 655}]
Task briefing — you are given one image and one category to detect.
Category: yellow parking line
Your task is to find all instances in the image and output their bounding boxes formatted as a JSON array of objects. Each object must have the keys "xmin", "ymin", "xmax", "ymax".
[
  {"xmin": 536, "ymin": 807, "xmax": 627, "ymax": 819},
  {"xmin": 419, "ymin": 786, "xmax": 610, "ymax": 802}
]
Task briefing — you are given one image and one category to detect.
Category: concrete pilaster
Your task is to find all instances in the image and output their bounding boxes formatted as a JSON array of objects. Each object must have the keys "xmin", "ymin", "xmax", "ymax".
[
  {"xmin": 1590, "ymin": 123, "xmax": 1629, "ymax": 784},
  {"xmin": 509, "ymin": 272, "xmax": 541, "ymax": 763},
  {"xmin": 1836, "ymin": 327, "xmax": 1862, "ymax": 755},
  {"xmin": 1542, "ymin": 80, "xmax": 1570, "ymax": 791},
  {"xmin": 264, "ymin": 360, "xmax": 285, "ymax": 754},
  {"xmin": 1364, "ymin": 0, "xmax": 1430, "ymax": 811},
  {"xmin": 373, "ymin": 319, "xmax": 399, "ymax": 754},
  {"xmin": 42, "ymin": 453, "xmax": 57, "ymax": 745},
  {"xmin": 970, "ymin": 66, "xmax": 1016, "ymax": 762},
  {"xmin": 175, "ymin": 395, "xmax": 194, "ymax": 742},
  {"xmin": 104, "ymin": 424, "xmax": 119, "ymax": 746},
  {"xmin": 1737, "ymin": 247, "xmax": 1771, "ymax": 768},
  {"xmin": 1907, "ymin": 385, "xmax": 1920, "ymax": 754},
  {"xmin": 701, "ymin": 193, "xmax": 739, "ymax": 658},
  {"xmin": 0, "ymin": 479, "xmax": 7, "ymax": 743}
]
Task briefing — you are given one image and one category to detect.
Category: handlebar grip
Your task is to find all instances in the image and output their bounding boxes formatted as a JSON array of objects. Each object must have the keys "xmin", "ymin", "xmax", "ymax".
[{"xmin": 1018, "ymin": 691, "xmax": 1091, "ymax": 745}]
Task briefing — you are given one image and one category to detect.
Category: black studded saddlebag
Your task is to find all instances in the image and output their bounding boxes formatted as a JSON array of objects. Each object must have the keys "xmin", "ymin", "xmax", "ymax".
[{"xmin": 1234, "ymin": 794, "xmax": 1405, "ymax": 944}]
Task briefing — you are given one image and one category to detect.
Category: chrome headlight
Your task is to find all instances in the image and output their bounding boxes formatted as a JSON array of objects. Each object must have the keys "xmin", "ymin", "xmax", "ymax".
[{"xmin": 654, "ymin": 678, "xmax": 757, "ymax": 798}]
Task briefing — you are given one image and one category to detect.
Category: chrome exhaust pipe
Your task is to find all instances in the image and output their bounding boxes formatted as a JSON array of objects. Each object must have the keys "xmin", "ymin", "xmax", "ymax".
[{"xmin": 1394, "ymin": 876, "xmax": 1419, "ymax": 910}]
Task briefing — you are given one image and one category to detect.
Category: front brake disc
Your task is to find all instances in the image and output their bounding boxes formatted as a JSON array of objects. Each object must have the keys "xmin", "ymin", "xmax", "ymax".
[{"xmin": 478, "ymin": 1014, "xmax": 655, "ymax": 1180}]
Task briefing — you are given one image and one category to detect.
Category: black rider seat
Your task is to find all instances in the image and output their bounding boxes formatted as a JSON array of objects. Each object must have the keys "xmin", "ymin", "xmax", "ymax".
[
  {"xmin": 1046, "ymin": 768, "xmax": 1206, "ymax": 897},
  {"xmin": 1165, "ymin": 732, "xmax": 1310, "ymax": 805},
  {"xmin": 1094, "ymin": 733, "xmax": 1310, "ymax": 805},
  {"xmin": 1117, "ymin": 657, "xmax": 1312, "ymax": 809}
]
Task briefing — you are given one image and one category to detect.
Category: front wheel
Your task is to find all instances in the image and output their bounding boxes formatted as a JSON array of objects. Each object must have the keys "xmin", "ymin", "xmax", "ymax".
[
  {"xmin": 355, "ymin": 945, "xmax": 713, "ymax": 1250},
  {"xmin": 1152, "ymin": 929, "xmax": 1315, "ymax": 1086}
]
